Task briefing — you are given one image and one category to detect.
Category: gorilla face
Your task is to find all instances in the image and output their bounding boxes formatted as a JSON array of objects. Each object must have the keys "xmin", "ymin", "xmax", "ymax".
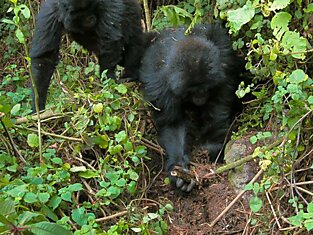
[
  {"xmin": 62, "ymin": 0, "xmax": 98, "ymax": 32},
  {"xmin": 191, "ymin": 88, "xmax": 209, "ymax": 106}
]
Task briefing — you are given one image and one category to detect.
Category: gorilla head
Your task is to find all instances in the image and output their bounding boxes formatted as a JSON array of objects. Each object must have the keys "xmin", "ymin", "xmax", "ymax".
[
  {"xmin": 61, "ymin": 0, "xmax": 98, "ymax": 32},
  {"xmin": 166, "ymin": 36, "xmax": 226, "ymax": 106},
  {"xmin": 30, "ymin": 0, "xmax": 144, "ymax": 112}
]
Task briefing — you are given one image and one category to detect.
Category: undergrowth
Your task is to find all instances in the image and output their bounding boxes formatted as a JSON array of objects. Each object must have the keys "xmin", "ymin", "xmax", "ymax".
[{"xmin": 0, "ymin": 0, "xmax": 312, "ymax": 234}]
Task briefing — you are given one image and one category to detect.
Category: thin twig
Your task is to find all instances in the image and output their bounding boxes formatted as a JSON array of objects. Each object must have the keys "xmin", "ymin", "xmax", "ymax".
[
  {"xmin": 209, "ymin": 169, "xmax": 263, "ymax": 227},
  {"xmin": 294, "ymin": 186, "xmax": 313, "ymax": 196},
  {"xmin": 15, "ymin": 126, "xmax": 84, "ymax": 142},
  {"xmin": 0, "ymin": 117, "xmax": 26, "ymax": 163},
  {"xmin": 288, "ymin": 181, "xmax": 313, "ymax": 186},
  {"xmin": 95, "ymin": 211, "xmax": 128, "ymax": 222},
  {"xmin": 265, "ymin": 191, "xmax": 281, "ymax": 229}
]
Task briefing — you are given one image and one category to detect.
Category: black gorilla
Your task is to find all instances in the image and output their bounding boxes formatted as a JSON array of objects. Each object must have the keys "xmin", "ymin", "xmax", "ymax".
[
  {"xmin": 30, "ymin": 0, "xmax": 144, "ymax": 111},
  {"xmin": 140, "ymin": 24, "xmax": 242, "ymax": 192}
]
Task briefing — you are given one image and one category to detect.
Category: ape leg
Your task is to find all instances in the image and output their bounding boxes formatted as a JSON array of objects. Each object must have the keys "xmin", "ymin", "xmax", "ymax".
[
  {"xmin": 122, "ymin": 34, "xmax": 145, "ymax": 80},
  {"xmin": 201, "ymin": 102, "xmax": 233, "ymax": 161},
  {"xmin": 31, "ymin": 53, "xmax": 59, "ymax": 112},
  {"xmin": 98, "ymin": 42, "xmax": 123, "ymax": 79},
  {"xmin": 158, "ymin": 123, "xmax": 196, "ymax": 192}
]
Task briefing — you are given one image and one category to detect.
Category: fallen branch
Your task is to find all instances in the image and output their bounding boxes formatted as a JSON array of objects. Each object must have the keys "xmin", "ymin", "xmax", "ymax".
[
  {"xmin": 16, "ymin": 110, "xmax": 55, "ymax": 124},
  {"xmin": 95, "ymin": 211, "xmax": 128, "ymax": 222},
  {"xmin": 209, "ymin": 169, "xmax": 263, "ymax": 227},
  {"xmin": 215, "ymin": 137, "xmax": 283, "ymax": 174},
  {"xmin": 15, "ymin": 126, "xmax": 84, "ymax": 142}
]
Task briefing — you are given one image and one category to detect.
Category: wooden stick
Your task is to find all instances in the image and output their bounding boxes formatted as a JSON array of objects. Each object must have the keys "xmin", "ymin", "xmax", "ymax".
[
  {"xmin": 209, "ymin": 169, "xmax": 263, "ymax": 227},
  {"xmin": 215, "ymin": 138, "xmax": 282, "ymax": 174},
  {"xmin": 95, "ymin": 211, "xmax": 128, "ymax": 222},
  {"xmin": 266, "ymin": 191, "xmax": 281, "ymax": 229}
]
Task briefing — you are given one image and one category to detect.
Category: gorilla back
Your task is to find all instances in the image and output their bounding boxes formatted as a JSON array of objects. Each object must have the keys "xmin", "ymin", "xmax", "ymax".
[
  {"xmin": 30, "ymin": 0, "xmax": 144, "ymax": 111},
  {"xmin": 140, "ymin": 24, "xmax": 243, "ymax": 192}
]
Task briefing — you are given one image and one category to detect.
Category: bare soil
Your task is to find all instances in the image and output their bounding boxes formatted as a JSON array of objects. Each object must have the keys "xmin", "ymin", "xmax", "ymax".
[{"xmin": 147, "ymin": 150, "xmax": 249, "ymax": 235}]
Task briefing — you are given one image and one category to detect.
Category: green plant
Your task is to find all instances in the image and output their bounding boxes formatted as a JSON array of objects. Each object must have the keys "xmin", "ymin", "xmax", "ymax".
[{"xmin": 288, "ymin": 201, "xmax": 313, "ymax": 231}]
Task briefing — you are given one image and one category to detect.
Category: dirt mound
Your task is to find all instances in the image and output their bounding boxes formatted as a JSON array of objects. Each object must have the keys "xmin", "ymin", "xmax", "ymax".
[{"xmin": 147, "ymin": 153, "xmax": 249, "ymax": 235}]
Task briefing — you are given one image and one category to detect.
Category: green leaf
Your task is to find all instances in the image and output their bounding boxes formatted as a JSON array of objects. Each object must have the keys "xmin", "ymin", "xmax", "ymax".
[
  {"xmin": 48, "ymin": 196, "xmax": 62, "ymax": 210},
  {"xmin": 30, "ymin": 222, "xmax": 73, "ymax": 235},
  {"xmin": 227, "ymin": 2, "xmax": 255, "ymax": 32},
  {"xmin": 115, "ymin": 131, "xmax": 127, "ymax": 143},
  {"xmin": 1, "ymin": 18, "xmax": 15, "ymax": 25},
  {"xmin": 131, "ymin": 227, "xmax": 142, "ymax": 233},
  {"xmin": 270, "ymin": 0, "xmax": 291, "ymax": 11},
  {"xmin": 41, "ymin": 205, "xmax": 58, "ymax": 222},
  {"xmin": 27, "ymin": 134, "xmax": 39, "ymax": 148},
  {"xmin": 127, "ymin": 169, "xmax": 139, "ymax": 181},
  {"xmin": 78, "ymin": 170, "xmax": 99, "ymax": 179},
  {"xmin": 308, "ymin": 96, "xmax": 313, "ymax": 105},
  {"xmin": 245, "ymin": 183, "xmax": 254, "ymax": 192},
  {"xmin": 68, "ymin": 183, "xmax": 83, "ymax": 192},
  {"xmin": 0, "ymin": 199, "xmax": 15, "ymax": 215},
  {"xmin": 38, "ymin": 193, "xmax": 50, "ymax": 203},
  {"xmin": 304, "ymin": 3, "xmax": 313, "ymax": 13},
  {"xmin": 289, "ymin": 70, "xmax": 307, "ymax": 84},
  {"xmin": 19, "ymin": 211, "xmax": 43, "ymax": 225},
  {"xmin": 107, "ymin": 186, "xmax": 122, "ymax": 199},
  {"xmin": 305, "ymin": 219, "xmax": 313, "ymax": 231},
  {"xmin": 271, "ymin": 12, "xmax": 291, "ymax": 40},
  {"xmin": 127, "ymin": 181, "xmax": 137, "ymax": 194},
  {"xmin": 115, "ymin": 84, "xmax": 128, "ymax": 94},
  {"xmin": 60, "ymin": 191, "xmax": 72, "ymax": 202},
  {"xmin": 71, "ymin": 208, "xmax": 88, "ymax": 226},
  {"xmin": 249, "ymin": 196, "xmax": 263, "ymax": 213},
  {"xmin": 19, "ymin": 5, "xmax": 31, "ymax": 19},
  {"xmin": 307, "ymin": 203, "xmax": 313, "ymax": 213},
  {"xmin": 15, "ymin": 28, "xmax": 24, "ymax": 43},
  {"xmin": 288, "ymin": 214, "xmax": 303, "ymax": 226},
  {"xmin": 10, "ymin": 103, "xmax": 20, "ymax": 115},
  {"xmin": 281, "ymin": 31, "xmax": 307, "ymax": 59},
  {"xmin": 70, "ymin": 166, "xmax": 87, "ymax": 172},
  {"xmin": 6, "ymin": 184, "xmax": 28, "ymax": 198},
  {"xmin": 0, "ymin": 213, "xmax": 11, "ymax": 226},
  {"xmin": 93, "ymin": 103, "xmax": 103, "ymax": 113},
  {"xmin": 250, "ymin": 136, "xmax": 258, "ymax": 144},
  {"xmin": 253, "ymin": 183, "xmax": 260, "ymax": 195},
  {"xmin": 115, "ymin": 178, "xmax": 127, "ymax": 187},
  {"xmin": 111, "ymin": 100, "xmax": 121, "ymax": 110},
  {"xmin": 24, "ymin": 192, "xmax": 38, "ymax": 203}
]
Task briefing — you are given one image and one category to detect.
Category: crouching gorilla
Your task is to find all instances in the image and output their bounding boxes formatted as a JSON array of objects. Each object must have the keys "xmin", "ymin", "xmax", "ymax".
[
  {"xmin": 30, "ymin": 0, "xmax": 144, "ymax": 111},
  {"xmin": 140, "ymin": 24, "xmax": 243, "ymax": 192}
]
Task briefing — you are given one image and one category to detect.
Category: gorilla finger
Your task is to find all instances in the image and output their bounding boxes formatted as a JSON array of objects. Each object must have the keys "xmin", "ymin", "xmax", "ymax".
[
  {"xmin": 186, "ymin": 180, "xmax": 196, "ymax": 192},
  {"xmin": 180, "ymin": 184, "xmax": 188, "ymax": 192},
  {"xmin": 176, "ymin": 178, "xmax": 184, "ymax": 188}
]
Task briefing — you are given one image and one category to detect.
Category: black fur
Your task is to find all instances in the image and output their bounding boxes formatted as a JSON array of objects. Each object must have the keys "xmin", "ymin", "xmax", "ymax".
[
  {"xmin": 140, "ymin": 24, "xmax": 242, "ymax": 192},
  {"xmin": 30, "ymin": 0, "xmax": 144, "ymax": 111}
]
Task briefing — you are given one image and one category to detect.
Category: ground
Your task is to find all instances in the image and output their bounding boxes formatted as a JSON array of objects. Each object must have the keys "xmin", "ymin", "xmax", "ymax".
[{"xmin": 146, "ymin": 149, "xmax": 249, "ymax": 235}]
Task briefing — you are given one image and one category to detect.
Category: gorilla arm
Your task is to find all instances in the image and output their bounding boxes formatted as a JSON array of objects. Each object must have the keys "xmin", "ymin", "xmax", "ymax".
[
  {"xmin": 158, "ymin": 121, "xmax": 196, "ymax": 192},
  {"xmin": 30, "ymin": 0, "xmax": 63, "ymax": 111}
]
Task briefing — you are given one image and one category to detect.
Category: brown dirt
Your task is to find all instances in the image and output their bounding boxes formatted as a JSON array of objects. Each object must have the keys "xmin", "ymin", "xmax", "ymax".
[{"xmin": 147, "ymin": 150, "xmax": 249, "ymax": 235}]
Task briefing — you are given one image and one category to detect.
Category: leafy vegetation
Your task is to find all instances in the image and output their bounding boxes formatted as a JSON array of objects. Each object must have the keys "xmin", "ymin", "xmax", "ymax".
[{"xmin": 0, "ymin": 0, "xmax": 312, "ymax": 234}]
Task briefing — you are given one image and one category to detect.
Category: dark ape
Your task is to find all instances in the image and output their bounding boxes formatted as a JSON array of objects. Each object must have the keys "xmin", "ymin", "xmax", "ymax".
[
  {"xmin": 140, "ymin": 24, "xmax": 242, "ymax": 192},
  {"xmin": 30, "ymin": 0, "xmax": 144, "ymax": 111}
]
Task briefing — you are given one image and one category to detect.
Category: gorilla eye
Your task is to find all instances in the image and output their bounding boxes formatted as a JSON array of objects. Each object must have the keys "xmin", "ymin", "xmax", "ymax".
[{"xmin": 83, "ymin": 15, "xmax": 97, "ymax": 28}]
